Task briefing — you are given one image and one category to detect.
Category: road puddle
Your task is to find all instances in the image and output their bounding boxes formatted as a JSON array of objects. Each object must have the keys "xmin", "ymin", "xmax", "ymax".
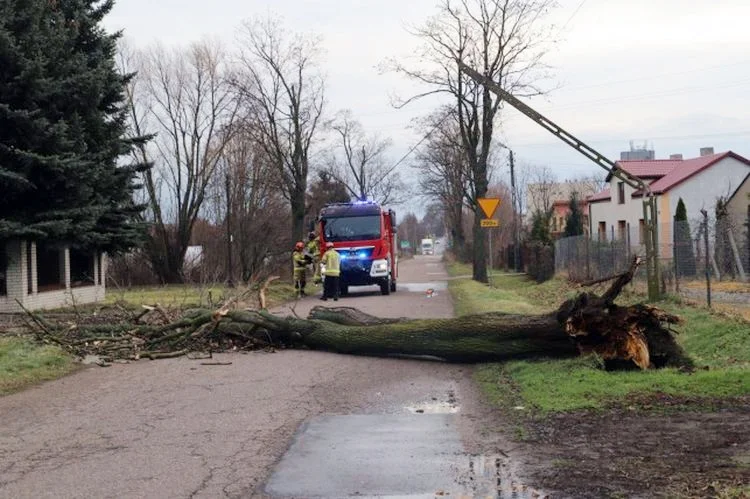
[
  {"xmin": 406, "ymin": 401, "xmax": 459, "ymax": 414},
  {"xmin": 406, "ymin": 391, "xmax": 459, "ymax": 414},
  {"xmin": 454, "ymin": 454, "xmax": 550, "ymax": 498},
  {"xmin": 399, "ymin": 282, "xmax": 449, "ymax": 292}
]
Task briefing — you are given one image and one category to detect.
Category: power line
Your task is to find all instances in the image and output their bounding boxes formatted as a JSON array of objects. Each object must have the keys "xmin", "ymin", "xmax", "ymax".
[
  {"xmin": 558, "ymin": 59, "xmax": 750, "ymax": 92},
  {"xmin": 508, "ymin": 130, "xmax": 750, "ymax": 149},
  {"xmin": 500, "ymin": 78, "xmax": 750, "ymax": 123},
  {"xmin": 557, "ymin": 0, "xmax": 588, "ymax": 35},
  {"xmin": 340, "ymin": 58, "xmax": 750, "ymax": 139},
  {"xmin": 355, "ymin": 71, "xmax": 750, "ymax": 135},
  {"xmin": 382, "ymin": 111, "xmax": 453, "ymax": 174}
]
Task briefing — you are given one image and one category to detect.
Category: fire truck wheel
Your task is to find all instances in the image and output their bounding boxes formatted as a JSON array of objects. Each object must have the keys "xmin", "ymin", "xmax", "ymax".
[{"xmin": 380, "ymin": 275, "xmax": 391, "ymax": 295}]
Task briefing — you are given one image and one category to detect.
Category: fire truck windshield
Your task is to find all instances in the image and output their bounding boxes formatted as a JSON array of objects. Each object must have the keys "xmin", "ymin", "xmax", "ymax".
[{"xmin": 323, "ymin": 215, "xmax": 381, "ymax": 242}]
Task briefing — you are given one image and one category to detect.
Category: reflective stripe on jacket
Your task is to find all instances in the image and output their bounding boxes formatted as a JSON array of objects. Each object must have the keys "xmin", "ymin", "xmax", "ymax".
[
  {"xmin": 322, "ymin": 249, "xmax": 340, "ymax": 276},
  {"xmin": 305, "ymin": 239, "xmax": 320, "ymax": 258},
  {"xmin": 292, "ymin": 251, "xmax": 307, "ymax": 275}
]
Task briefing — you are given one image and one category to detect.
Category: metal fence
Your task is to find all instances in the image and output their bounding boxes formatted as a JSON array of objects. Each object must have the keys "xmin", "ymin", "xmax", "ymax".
[{"xmin": 555, "ymin": 215, "xmax": 750, "ymax": 304}]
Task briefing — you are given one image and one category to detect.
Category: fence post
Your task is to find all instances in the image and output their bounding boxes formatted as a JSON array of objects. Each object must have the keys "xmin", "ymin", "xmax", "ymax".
[
  {"xmin": 701, "ymin": 209, "xmax": 712, "ymax": 308},
  {"xmin": 626, "ymin": 223, "xmax": 631, "ymax": 263},
  {"xmin": 673, "ymin": 243, "xmax": 680, "ymax": 294},
  {"xmin": 585, "ymin": 236, "xmax": 591, "ymax": 281}
]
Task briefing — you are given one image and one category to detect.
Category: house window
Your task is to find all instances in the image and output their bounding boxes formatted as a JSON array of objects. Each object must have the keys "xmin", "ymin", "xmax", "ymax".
[
  {"xmin": 37, "ymin": 242, "xmax": 64, "ymax": 292},
  {"xmin": 598, "ymin": 222, "xmax": 606, "ymax": 241},
  {"xmin": 0, "ymin": 244, "xmax": 7, "ymax": 296},
  {"xmin": 70, "ymin": 249, "xmax": 95, "ymax": 288},
  {"xmin": 617, "ymin": 182, "xmax": 625, "ymax": 204},
  {"xmin": 618, "ymin": 220, "xmax": 627, "ymax": 241}
]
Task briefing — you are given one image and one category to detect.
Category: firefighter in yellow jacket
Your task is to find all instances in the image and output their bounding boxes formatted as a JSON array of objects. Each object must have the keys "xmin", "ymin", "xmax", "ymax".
[
  {"xmin": 292, "ymin": 241, "xmax": 311, "ymax": 296},
  {"xmin": 320, "ymin": 242, "xmax": 340, "ymax": 301},
  {"xmin": 305, "ymin": 231, "xmax": 322, "ymax": 284}
]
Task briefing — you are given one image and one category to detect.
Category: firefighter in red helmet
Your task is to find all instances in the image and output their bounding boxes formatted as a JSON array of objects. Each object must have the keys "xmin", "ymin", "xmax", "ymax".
[{"xmin": 292, "ymin": 241, "xmax": 311, "ymax": 297}]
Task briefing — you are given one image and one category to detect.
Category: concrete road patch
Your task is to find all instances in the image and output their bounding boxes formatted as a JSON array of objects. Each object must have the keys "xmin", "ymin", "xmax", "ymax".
[
  {"xmin": 264, "ymin": 413, "xmax": 541, "ymax": 498},
  {"xmin": 264, "ymin": 414, "xmax": 463, "ymax": 498}
]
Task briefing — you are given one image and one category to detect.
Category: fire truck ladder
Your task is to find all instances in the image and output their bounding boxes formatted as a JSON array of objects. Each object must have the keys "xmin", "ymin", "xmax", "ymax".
[{"xmin": 458, "ymin": 61, "xmax": 661, "ymax": 300}]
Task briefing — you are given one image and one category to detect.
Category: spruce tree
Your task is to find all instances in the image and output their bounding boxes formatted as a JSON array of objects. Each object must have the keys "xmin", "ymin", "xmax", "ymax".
[
  {"xmin": 673, "ymin": 198, "xmax": 696, "ymax": 276},
  {"xmin": 530, "ymin": 209, "xmax": 552, "ymax": 246},
  {"xmin": 563, "ymin": 192, "xmax": 584, "ymax": 237},
  {"xmin": 0, "ymin": 0, "xmax": 147, "ymax": 252}
]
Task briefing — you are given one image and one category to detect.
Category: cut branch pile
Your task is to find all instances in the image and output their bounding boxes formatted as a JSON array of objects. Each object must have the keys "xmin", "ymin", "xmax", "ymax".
[{"xmin": 21, "ymin": 257, "xmax": 691, "ymax": 369}]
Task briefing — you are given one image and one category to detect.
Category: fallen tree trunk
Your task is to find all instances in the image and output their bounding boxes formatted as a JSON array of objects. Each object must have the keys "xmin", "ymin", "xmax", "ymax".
[{"xmin": 24, "ymin": 257, "xmax": 690, "ymax": 369}]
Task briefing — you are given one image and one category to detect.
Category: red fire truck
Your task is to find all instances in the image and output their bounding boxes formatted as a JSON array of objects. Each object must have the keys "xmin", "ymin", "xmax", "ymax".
[{"xmin": 317, "ymin": 201, "xmax": 398, "ymax": 296}]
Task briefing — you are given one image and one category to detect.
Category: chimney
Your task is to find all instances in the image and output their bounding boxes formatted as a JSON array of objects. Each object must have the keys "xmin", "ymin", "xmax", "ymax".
[
  {"xmin": 700, "ymin": 147, "xmax": 714, "ymax": 157},
  {"xmin": 669, "ymin": 153, "xmax": 683, "ymax": 160}
]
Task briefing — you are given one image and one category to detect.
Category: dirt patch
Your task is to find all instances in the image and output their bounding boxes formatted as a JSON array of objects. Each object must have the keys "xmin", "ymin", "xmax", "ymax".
[{"xmin": 509, "ymin": 396, "xmax": 750, "ymax": 498}]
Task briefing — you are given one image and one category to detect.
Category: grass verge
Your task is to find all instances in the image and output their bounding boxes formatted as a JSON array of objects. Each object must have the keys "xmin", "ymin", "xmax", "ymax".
[
  {"xmin": 106, "ymin": 282, "xmax": 297, "ymax": 309},
  {"xmin": 447, "ymin": 262, "xmax": 750, "ymax": 414},
  {"xmin": 2, "ymin": 281, "xmax": 298, "ymax": 396},
  {"xmin": 0, "ymin": 337, "xmax": 77, "ymax": 396}
]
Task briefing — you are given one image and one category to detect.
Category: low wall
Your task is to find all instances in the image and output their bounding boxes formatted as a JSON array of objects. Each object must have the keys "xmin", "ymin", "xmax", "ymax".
[{"xmin": 0, "ymin": 284, "xmax": 105, "ymax": 313}]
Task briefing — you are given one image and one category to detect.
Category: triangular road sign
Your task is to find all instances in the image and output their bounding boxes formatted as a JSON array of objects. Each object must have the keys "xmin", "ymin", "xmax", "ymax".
[{"xmin": 477, "ymin": 197, "xmax": 501, "ymax": 218}]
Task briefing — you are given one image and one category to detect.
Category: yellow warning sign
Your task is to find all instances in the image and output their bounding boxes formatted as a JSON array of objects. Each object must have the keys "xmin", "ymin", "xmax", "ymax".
[
  {"xmin": 477, "ymin": 198, "xmax": 501, "ymax": 219},
  {"xmin": 481, "ymin": 219, "xmax": 499, "ymax": 228}
]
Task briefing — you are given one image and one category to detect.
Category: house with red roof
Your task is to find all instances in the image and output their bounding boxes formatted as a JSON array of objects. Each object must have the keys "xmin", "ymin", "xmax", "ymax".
[{"xmin": 587, "ymin": 148, "xmax": 750, "ymax": 253}]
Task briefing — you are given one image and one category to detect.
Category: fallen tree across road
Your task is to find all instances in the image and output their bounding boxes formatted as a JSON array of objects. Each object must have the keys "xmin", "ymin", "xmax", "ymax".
[{"xmin": 22, "ymin": 257, "xmax": 691, "ymax": 369}]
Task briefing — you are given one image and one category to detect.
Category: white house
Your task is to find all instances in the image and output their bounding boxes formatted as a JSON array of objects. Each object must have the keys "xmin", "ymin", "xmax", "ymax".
[
  {"xmin": 0, "ymin": 240, "xmax": 106, "ymax": 313},
  {"xmin": 587, "ymin": 149, "xmax": 750, "ymax": 254}
]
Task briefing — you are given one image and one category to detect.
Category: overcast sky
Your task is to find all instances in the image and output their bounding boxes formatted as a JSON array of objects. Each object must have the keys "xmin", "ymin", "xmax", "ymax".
[{"xmin": 104, "ymin": 0, "xmax": 750, "ymax": 214}]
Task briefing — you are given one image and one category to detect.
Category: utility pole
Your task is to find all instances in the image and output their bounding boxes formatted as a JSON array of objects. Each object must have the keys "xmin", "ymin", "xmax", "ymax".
[
  {"xmin": 225, "ymin": 172, "xmax": 235, "ymax": 288},
  {"xmin": 509, "ymin": 150, "xmax": 520, "ymax": 272},
  {"xmin": 488, "ymin": 228, "xmax": 493, "ymax": 272}
]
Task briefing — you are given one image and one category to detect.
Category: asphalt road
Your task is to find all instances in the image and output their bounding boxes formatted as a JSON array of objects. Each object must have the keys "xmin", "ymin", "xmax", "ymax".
[{"xmin": 0, "ymin": 254, "xmax": 536, "ymax": 498}]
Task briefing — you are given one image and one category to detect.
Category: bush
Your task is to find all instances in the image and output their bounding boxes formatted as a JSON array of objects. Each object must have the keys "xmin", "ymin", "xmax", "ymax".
[{"xmin": 526, "ymin": 242, "xmax": 554, "ymax": 283}]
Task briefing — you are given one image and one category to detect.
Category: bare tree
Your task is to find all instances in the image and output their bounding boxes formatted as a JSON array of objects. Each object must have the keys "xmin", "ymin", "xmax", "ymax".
[
  {"xmin": 329, "ymin": 110, "xmax": 401, "ymax": 204},
  {"xmin": 235, "ymin": 16, "xmax": 325, "ymax": 245},
  {"xmin": 574, "ymin": 172, "xmax": 607, "ymax": 194},
  {"xmin": 306, "ymin": 170, "xmax": 351, "ymax": 229},
  {"xmin": 118, "ymin": 39, "xmax": 155, "ymax": 214},
  {"xmin": 525, "ymin": 163, "xmax": 556, "ymax": 219},
  {"xmin": 205, "ymin": 126, "xmax": 288, "ymax": 283},
  {"xmin": 390, "ymin": 0, "xmax": 554, "ymax": 282},
  {"xmin": 121, "ymin": 40, "xmax": 239, "ymax": 283},
  {"xmin": 413, "ymin": 107, "xmax": 472, "ymax": 259}
]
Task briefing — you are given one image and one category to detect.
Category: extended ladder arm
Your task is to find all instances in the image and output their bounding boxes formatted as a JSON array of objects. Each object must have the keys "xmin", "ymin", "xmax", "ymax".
[
  {"xmin": 457, "ymin": 61, "xmax": 651, "ymax": 196},
  {"xmin": 457, "ymin": 60, "xmax": 661, "ymax": 300}
]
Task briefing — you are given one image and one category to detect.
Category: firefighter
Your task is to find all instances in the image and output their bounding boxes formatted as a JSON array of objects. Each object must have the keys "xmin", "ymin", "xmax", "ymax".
[
  {"xmin": 292, "ymin": 241, "xmax": 311, "ymax": 296},
  {"xmin": 320, "ymin": 242, "xmax": 340, "ymax": 301},
  {"xmin": 305, "ymin": 231, "xmax": 322, "ymax": 284}
]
